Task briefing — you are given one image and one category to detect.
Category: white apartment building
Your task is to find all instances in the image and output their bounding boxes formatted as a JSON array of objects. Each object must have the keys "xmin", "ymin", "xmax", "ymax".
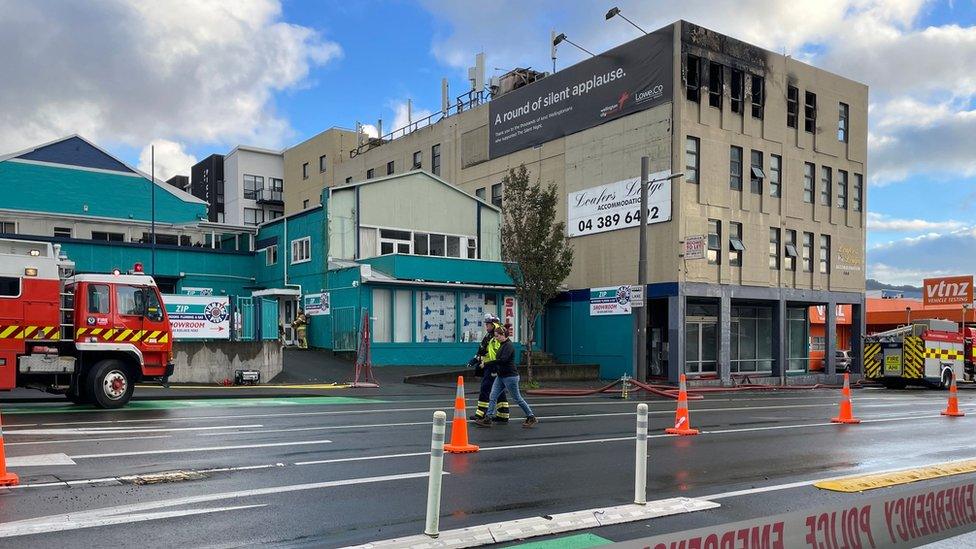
[{"xmin": 220, "ymin": 146, "xmax": 285, "ymax": 227}]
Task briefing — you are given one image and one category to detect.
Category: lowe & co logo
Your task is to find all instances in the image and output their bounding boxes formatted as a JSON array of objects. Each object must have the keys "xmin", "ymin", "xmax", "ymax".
[{"xmin": 635, "ymin": 84, "xmax": 665, "ymax": 104}]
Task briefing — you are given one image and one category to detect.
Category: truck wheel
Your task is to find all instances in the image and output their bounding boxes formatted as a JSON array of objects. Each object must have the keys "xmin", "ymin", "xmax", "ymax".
[{"xmin": 88, "ymin": 360, "xmax": 134, "ymax": 409}]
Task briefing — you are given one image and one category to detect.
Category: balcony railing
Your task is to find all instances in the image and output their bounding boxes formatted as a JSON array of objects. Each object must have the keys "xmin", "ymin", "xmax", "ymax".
[{"xmin": 256, "ymin": 188, "xmax": 284, "ymax": 204}]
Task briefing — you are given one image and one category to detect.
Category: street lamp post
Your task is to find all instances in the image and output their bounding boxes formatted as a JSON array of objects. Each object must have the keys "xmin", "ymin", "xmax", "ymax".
[
  {"xmin": 552, "ymin": 33, "xmax": 596, "ymax": 58},
  {"xmin": 963, "ymin": 303, "xmax": 970, "ymax": 333},
  {"xmin": 906, "ymin": 306, "xmax": 912, "ymax": 327},
  {"xmin": 605, "ymin": 7, "xmax": 648, "ymax": 34},
  {"xmin": 634, "ymin": 159, "xmax": 683, "ymax": 381}
]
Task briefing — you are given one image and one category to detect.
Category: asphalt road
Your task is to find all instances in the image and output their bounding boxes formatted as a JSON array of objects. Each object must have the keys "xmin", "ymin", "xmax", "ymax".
[{"xmin": 0, "ymin": 386, "xmax": 974, "ymax": 547}]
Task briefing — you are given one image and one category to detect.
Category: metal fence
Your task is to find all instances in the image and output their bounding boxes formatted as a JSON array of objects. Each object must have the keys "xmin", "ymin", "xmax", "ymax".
[
  {"xmin": 260, "ymin": 298, "xmax": 277, "ymax": 341},
  {"xmin": 233, "ymin": 296, "xmax": 255, "ymax": 341}
]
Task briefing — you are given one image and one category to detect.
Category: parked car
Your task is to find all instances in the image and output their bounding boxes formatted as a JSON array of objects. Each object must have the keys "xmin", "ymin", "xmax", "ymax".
[{"xmin": 835, "ymin": 349, "xmax": 853, "ymax": 373}]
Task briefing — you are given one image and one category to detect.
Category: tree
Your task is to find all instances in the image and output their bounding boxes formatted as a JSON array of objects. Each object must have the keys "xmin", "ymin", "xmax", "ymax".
[{"xmin": 500, "ymin": 165, "xmax": 574, "ymax": 381}]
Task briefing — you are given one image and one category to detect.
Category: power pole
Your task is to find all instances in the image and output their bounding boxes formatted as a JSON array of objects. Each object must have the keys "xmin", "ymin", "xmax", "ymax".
[{"xmin": 634, "ymin": 156, "xmax": 649, "ymax": 381}]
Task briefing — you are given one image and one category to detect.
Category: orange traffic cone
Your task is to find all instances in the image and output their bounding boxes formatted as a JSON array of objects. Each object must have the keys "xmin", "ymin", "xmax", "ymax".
[
  {"xmin": 942, "ymin": 372, "xmax": 965, "ymax": 417},
  {"xmin": 665, "ymin": 374, "xmax": 700, "ymax": 436},
  {"xmin": 831, "ymin": 372, "xmax": 861, "ymax": 424},
  {"xmin": 444, "ymin": 376, "xmax": 479, "ymax": 454},
  {"xmin": 0, "ymin": 410, "xmax": 19, "ymax": 487}
]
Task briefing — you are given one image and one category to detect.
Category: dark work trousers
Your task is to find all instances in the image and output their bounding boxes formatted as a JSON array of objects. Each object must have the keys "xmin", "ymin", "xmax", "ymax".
[{"xmin": 475, "ymin": 369, "xmax": 509, "ymax": 421}]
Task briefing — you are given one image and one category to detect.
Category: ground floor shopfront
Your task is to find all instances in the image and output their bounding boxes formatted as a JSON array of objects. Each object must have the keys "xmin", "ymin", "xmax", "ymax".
[{"xmin": 545, "ymin": 282, "xmax": 864, "ymax": 383}]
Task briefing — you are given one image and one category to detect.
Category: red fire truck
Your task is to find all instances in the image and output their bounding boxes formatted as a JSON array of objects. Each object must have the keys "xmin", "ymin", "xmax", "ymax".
[
  {"xmin": 864, "ymin": 319, "xmax": 970, "ymax": 389},
  {"xmin": 0, "ymin": 238, "xmax": 173, "ymax": 408}
]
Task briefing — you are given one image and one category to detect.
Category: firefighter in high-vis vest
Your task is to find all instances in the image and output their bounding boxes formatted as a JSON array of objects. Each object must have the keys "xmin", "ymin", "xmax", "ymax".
[{"xmin": 470, "ymin": 313, "xmax": 509, "ymax": 423}]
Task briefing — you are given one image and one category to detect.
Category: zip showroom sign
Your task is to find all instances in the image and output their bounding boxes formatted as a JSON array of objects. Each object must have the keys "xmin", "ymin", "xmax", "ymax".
[
  {"xmin": 567, "ymin": 170, "xmax": 672, "ymax": 237},
  {"xmin": 590, "ymin": 285, "xmax": 633, "ymax": 316},
  {"xmin": 163, "ymin": 295, "xmax": 231, "ymax": 339}
]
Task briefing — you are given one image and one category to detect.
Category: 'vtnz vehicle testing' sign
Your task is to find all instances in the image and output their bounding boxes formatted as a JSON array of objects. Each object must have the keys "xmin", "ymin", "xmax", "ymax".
[
  {"xmin": 164, "ymin": 295, "xmax": 231, "ymax": 340},
  {"xmin": 568, "ymin": 170, "xmax": 672, "ymax": 237},
  {"xmin": 923, "ymin": 275, "xmax": 974, "ymax": 306}
]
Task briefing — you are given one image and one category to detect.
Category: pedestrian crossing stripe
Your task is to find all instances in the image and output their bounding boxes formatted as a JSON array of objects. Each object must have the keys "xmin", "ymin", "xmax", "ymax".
[{"xmin": 0, "ymin": 325, "xmax": 61, "ymax": 340}]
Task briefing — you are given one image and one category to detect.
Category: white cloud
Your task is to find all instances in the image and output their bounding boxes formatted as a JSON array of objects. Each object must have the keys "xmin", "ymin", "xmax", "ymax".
[
  {"xmin": 137, "ymin": 139, "xmax": 197, "ymax": 181},
  {"xmin": 866, "ymin": 212, "xmax": 970, "ymax": 232},
  {"xmin": 868, "ymin": 228, "xmax": 976, "ymax": 284},
  {"xmin": 392, "ymin": 101, "xmax": 434, "ymax": 132},
  {"xmin": 0, "ymin": 0, "xmax": 341, "ymax": 155}
]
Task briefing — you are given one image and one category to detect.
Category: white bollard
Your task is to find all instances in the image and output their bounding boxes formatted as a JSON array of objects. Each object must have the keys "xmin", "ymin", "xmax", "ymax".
[
  {"xmin": 424, "ymin": 410, "xmax": 447, "ymax": 537},
  {"xmin": 635, "ymin": 403, "xmax": 648, "ymax": 505}
]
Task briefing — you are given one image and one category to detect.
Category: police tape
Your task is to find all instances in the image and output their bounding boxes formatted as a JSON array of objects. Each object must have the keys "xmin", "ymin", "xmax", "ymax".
[{"xmin": 611, "ymin": 480, "xmax": 976, "ymax": 548}]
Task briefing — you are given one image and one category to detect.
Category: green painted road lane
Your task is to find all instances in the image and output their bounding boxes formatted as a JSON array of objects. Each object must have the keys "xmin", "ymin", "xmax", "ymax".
[
  {"xmin": 506, "ymin": 533, "xmax": 612, "ymax": 548},
  {"xmin": 1, "ymin": 396, "xmax": 385, "ymax": 414}
]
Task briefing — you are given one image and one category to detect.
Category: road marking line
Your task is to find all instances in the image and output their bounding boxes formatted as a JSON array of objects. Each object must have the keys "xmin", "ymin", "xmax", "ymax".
[
  {"xmin": 349, "ymin": 498, "xmax": 720, "ymax": 548},
  {"xmin": 6, "ymin": 435, "xmax": 171, "ymax": 446},
  {"xmin": 6, "ymin": 453, "xmax": 75, "ymax": 467},
  {"xmin": 0, "ymin": 471, "xmax": 442, "ymax": 537},
  {"xmin": 5, "ymin": 424, "xmax": 263, "ymax": 436},
  {"xmin": 68, "ymin": 439, "xmax": 333, "ymax": 459},
  {"xmin": 814, "ymin": 458, "xmax": 976, "ymax": 492}
]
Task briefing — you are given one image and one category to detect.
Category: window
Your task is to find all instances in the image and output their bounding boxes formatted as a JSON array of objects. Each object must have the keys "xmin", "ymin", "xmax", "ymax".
[
  {"xmin": 730, "ymin": 69, "xmax": 744, "ymax": 114},
  {"xmin": 413, "ymin": 232, "xmax": 429, "ymax": 255},
  {"xmin": 87, "ymin": 284, "xmax": 109, "ymax": 314},
  {"xmin": 91, "ymin": 231, "xmax": 124, "ymax": 242},
  {"xmin": 446, "ymin": 235, "xmax": 461, "ymax": 257},
  {"xmin": 387, "ymin": 160, "xmax": 395, "ymax": 175},
  {"xmin": 770, "ymin": 155, "xmax": 782, "ymax": 198},
  {"xmin": 784, "ymin": 230, "xmax": 797, "ymax": 271},
  {"xmin": 429, "ymin": 234, "xmax": 446, "ymax": 256},
  {"xmin": 707, "ymin": 219, "xmax": 721, "ymax": 265},
  {"xmin": 141, "ymin": 233, "xmax": 178, "ymax": 246},
  {"xmin": 769, "ymin": 228, "xmax": 780, "ymax": 270},
  {"xmin": 216, "ymin": 180, "xmax": 225, "ymax": 205},
  {"xmin": 303, "ymin": 199, "xmax": 309, "ymax": 209},
  {"xmin": 838, "ymin": 103, "xmax": 849, "ymax": 142},
  {"xmin": 379, "ymin": 229, "xmax": 412, "ymax": 256},
  {"xmin": 802, "ymin": 232, "xmax": 814, "ymax": 272},
  {"xmin": 291, "ymin": 237, "xmax": 311, "ymax": 264},
  {"xmin": 266, "ymin": 245, "xmax": 277, "ymax": 266},
  {"xmin": 685, "ymin": 137, "xmax": 699, "ymax": 184},
  {"xmin": 412, "ymin": 151, "xmax": 422, "ymax": 169},
  {"xmin": 0, "ymin": 221, "xmax": 15, "ymax": 234},
  {"xmin": 431, "ymin": 144, "xmax": 441, "ymax": 176},
  {"xmin": 372, "ymin": 288, "xmax": 391, "ymax": 343},
  {"xmin": 853, "ymin": 173, "xmax": 863, "ymax": 212},
  {"xmin": 686, "ymin": 54, "xmax": 701, "ymax": 102},
  {"xmin": 319, "ymin": 155, "xmax": 327, "ymax": 173},
  {"xmin": 0, "ymin": 276, "xmax": 18, "ymax": 296},
  {"xmin": 116, "ymin": 285, "xmax": 146, "ymax": 316},
  {"xmin": 302, "ymin": 162, "xmax": 309, "ymax": 180},
  {"xmin": 270, "ymin": 177, "xmax": 283, "ymax": 191},
  {"xmin": 729, "ymin": 222, "xmax": 744, "ymax": 267},
  {"xmin": 366, "ymin": 168, "xmax": 375, "ymax": 180},
  {"xmin": 820, "ymin": 166, "xmax": 832, "ymax": 207},
  {"xmin": 750, "ymin": 150, "xmax": 764, "ymax": 194},
  {"xmin": 730, "ymin": 306, "xmax": 774, "ymax": 373},
  {"xmin": 751, "ymin": 75, "xmax": 765, "ymax": 118},
  {"xmin": 467, "ymin": 238, "xmax": 477, "ymax": 259},
  {"xmin": 476, "ymin": 187, "xmax": 486, "ymax": 200},
  {"xmin": 416, "ymin": 290, "xmax": 456, "ymax": 343},
  {"xmin": 244, "ymin": 208, "xmax": 264, "ymax": 226},
  {"xmin": 708, "ymin": 62, "xmax": 723, "ymax": 108},
  {"xmin": 54, "ymin": 227, "xmax": 72, "ymax": 238},
  {"xmin": 144, "ymin": 288, "xmax": 163, "ymax": 322},
  {"xmin": 787, "ymin": 86, "xmax": 799, "ymax": 128},
  {"xmin": 243, "ymin": 174, "xmax": 263, "ymax": 199},
  {"xmin": 491, "ymin": 183, "xmax": 503, "ymax": 207},
  {"xmin": 270, "ymin": 210, "xmax": 283, "ymax": 220},
  {"xmin": 819, "ymin": 234, "xmax": 831, "ymax": 274},
  {"xmin": 179, "ymin": 235, "xmax": 191, "ymax": 247},
  {"xmin": 729, "ymin": 146, "xmax": 743, "ymax": 190},
  {"xmin": 803, "ymin": 163, "xmax": 815, "ymax": 203},
  {"xmin": 804, "ymin": 91, "xmax": 817, "ymax": 133},
  {"xmin": 837, "ymin": 170, "xmax": 848, "ymax": 209},
  {"xmin": 394, "ymin": 290, "xmax": 412, "ymax": 342},
  {"xmin": 345, "ymin": 176, "xmax": 352, "ymax": 184}
]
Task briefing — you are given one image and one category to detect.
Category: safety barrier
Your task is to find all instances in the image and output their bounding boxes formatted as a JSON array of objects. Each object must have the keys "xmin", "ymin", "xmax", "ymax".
[
  {"xmin": 424, "ymin": 411, "xmax": 447, "ymax": 538},
  {"xmin": 0, "ymin": 409, "xmax": 18, "ymax": 487}
]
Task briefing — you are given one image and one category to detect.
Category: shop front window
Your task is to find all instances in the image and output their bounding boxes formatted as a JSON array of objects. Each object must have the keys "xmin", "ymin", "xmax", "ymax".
[
  {"xmin": 730, "ymin": 306, "xmax": 773, "ymax": 373},
  {"xmin": 787, "ymin": 307, "xmax": 810, "ymax": 371},
  {"xmin": 416, "ymin": 291, "xmax": 456, "ymax": 342},
  {"xmin": 685, "ymin": 300, "xmax": 718, "ymax": 374}
]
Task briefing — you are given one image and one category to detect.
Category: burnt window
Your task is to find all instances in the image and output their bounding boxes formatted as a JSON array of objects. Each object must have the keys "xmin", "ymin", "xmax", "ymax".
[
  {"xmin": 685, "ymin": 136, "xmax": 700, "ymax": 184},
  {"xmin": 686, "ymin": 54, "xmax": 701, "ymax": 102},
  {"xmin": 708, "ymin": 62, "xmax": 723, "ymax": 109},
  {"xmin": 729, "ymin": 146, "xmax": 743, "ymax": 190},
  {"xmin": 787, "ymin": 86, "xmax": 799, "ymax": 128},
  {"xmin": 730, "ymin": 69, "xmax": 744, "ymax": 114},
  {"xmin": 804, "ymin": 91, "xmax": 817, "ymax": 133},
  {"xmin": 751, "ymin": 75, "xmax": 764, "ymax": 118},
  {"xmin": 729, "ymin": 222, "xmax": 744, "ymax": 267}
]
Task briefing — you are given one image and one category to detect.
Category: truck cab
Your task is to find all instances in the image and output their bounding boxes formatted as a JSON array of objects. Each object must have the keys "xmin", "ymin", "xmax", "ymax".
[{"xmin": 0, "ymin": 238, "xmax": 173, "ymax": 408}]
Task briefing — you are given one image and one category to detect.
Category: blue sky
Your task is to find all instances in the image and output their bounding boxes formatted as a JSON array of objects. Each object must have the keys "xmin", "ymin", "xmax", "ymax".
[{"xmin": 1, "ymin": 0, "xmax": 975, "ymax": 285}]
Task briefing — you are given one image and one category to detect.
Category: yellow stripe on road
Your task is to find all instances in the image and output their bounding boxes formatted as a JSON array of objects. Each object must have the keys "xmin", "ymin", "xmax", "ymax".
[{"xmin": 815, "ymin": 459, "xmax": 976, "ymax": 493}]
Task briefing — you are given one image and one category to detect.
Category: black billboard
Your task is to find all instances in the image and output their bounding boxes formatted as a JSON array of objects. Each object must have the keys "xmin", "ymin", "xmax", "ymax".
[{"xmin": 488, "ymin": 26, "xmax": 673, "ymax": 159}]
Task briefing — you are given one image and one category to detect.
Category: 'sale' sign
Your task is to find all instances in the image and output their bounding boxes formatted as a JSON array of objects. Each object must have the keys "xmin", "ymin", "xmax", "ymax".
[{"xmin": 923, "ymin": 275, "xmax": 974, "ymax": 306}]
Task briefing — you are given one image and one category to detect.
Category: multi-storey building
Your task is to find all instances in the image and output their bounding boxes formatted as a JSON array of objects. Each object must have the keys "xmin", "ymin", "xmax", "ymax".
[
  {"xmin": 189, "ymin": 154, "xmax": 225, "ymax": 223},
  {"xmin": 330, "ymin": 21, "xmax": 868, "ymax": 382},
  {"xmin": 222, "ymin": 146, "xmax": 285, "ymax": 227},
  {"xmin": 281, "ymin": 127, "xmax": 359, "ymax": 214}
]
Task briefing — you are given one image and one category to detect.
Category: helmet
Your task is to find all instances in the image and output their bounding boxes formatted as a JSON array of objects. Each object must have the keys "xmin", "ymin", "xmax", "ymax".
[{"xmin": 484, "ymin": 312, "xmax": 499, "ymax": 323}]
